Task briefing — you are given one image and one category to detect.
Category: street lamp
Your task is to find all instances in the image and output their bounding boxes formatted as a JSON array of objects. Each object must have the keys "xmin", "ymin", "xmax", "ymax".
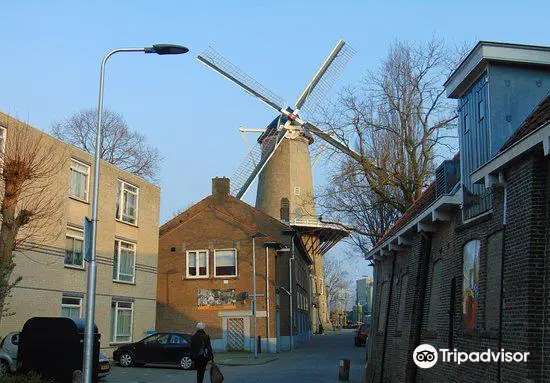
[
  {"xmin": 82, "ymin": 44, "xmax": 188, "ymax": 383},
  {"xmin": 251, "ymin": 232, "xmax": 267, "ymax": 359}
]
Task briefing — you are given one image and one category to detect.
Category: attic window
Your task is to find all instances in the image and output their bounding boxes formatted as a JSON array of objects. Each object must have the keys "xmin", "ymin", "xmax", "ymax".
[
  {"xmin": 463, "ymin": 112, "xmax": 469, "ymax": 133},
  {"xmin": 478, "ymin": 99, "xmax": 485, "ymax": 122}
]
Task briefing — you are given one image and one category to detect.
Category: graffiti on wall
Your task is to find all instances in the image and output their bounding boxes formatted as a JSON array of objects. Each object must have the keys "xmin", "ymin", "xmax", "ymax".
[
  {"xmin": 462, "ymin": 240, "xmax": 480, "ymax": 329},
  {"xmin": 198, "ymin": 288, "xmax": 236, "ymax": 308}
]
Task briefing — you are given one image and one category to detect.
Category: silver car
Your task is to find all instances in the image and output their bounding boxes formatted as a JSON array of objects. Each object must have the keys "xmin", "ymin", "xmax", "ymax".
[{"xmin": 0, "ymin": 332, "xmax": 19, "ymax": 375}]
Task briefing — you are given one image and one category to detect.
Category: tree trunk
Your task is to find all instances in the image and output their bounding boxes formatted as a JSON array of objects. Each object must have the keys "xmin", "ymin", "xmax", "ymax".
[{"xmin": 0, "ymin": 203, "xmax": 20, "ymax": 324}]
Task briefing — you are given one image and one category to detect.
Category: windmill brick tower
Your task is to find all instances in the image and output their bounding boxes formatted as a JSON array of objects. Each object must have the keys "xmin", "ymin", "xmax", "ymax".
[{"xmin": 198, "ymin": 40, "xmax": 359, "ymax": 332}]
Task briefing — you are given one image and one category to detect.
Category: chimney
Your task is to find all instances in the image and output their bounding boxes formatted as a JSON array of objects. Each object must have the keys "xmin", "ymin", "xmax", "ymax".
[
  {"xmin": 280, "ymin": 198, "xmax": 290, "ymax": 222},
  {"xmin": 212, "ymin": 177, "xmax": 230, "ymax": 197}
]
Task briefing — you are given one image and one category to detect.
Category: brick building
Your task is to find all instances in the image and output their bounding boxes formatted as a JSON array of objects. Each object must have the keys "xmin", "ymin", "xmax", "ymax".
[
  {"xmin": 0, "ymin": 112, "xmax": 161, "ymax": 357},
  {"xmin": 365, "ymin": 42, "xmax": 550, "ymax": 382},
  {"xmin": 156, "ymin": 177, "xmax": 313, "ymax": 352}
]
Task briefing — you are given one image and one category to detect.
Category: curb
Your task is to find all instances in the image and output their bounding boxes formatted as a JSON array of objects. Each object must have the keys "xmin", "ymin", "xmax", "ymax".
[{"xmin": 215, "ymin": 357, "xmax": 279, "ymax": 366}]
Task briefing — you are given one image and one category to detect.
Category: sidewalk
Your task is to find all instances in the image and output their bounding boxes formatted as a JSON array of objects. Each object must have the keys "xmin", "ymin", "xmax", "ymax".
[{"xmin": 214, "ymin": 352, "xmax": 279, "ymax": 366}]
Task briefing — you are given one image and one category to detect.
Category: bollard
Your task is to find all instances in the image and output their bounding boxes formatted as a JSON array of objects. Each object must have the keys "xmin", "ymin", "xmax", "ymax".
[
  {"xmin": 257, "ymin": 335, "xmax": 262, "ymax": 354},
  {"xmin": 338, "ymin": 359, "xmax": 350, "ymax": 381}
]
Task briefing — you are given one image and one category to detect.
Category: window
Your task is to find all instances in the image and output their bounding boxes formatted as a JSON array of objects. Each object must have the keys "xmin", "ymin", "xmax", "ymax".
[
  {"xmin": 294, "ymin": 187, "xmax": 301, "ymax": 196},
  {"xmin": 110, "ymin": 301, "xmax": 133, "ymax": 343},
  {"xmin": 0, "ymin": 127, "xmax": 6, "ymax": 165},
  {"xmin": 113, "ymin": 240, "xmax": 136, "ymax": 283},
  {"xmin": 170, "ymin": 334, "xmax": 188, "ymax": 345},
  {"xmin": 318, "ymin": 278, "xmax": 324, "ymax": 296},
  {"xmin": 61, "ymin": 296, "xmax": 82, "ymax": 318},
  {"xmin": 65, "ymin": 227, "xmax": 84, "ymax": 268},
  {"xmin": 463, "ymin": 112, "xmax": 469, "ymax": 133},
  {"xmin": 70, "ymin": 159, "xmax": 90, "ymax": 201},
  {"xmin": 187, "ymin": 250, "xmax": 209, "ymax": 278},
  {"xmin": 478, "ymin": 98, "xmax": 485, "ymax": 121},
  {"xmin": 116, "ymin": 180, "xmax": 139, "ymax": 225},
  {"xmin": 463, "ymin": 240, "xmax": 480, "ymax": 329},
  {"xmin": 214, "ymin": 249, "xmax": 237, "ymax": 277}
]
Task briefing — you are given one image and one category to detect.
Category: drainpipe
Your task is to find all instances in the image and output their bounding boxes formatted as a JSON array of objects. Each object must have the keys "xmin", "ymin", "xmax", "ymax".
[
  {"xmin": 379, "ymin": 251, "xmax": 397, "ymax": 383},
  {"xmin": 289, "ymin": 236, "xmax": 295, "ymax": 351},
  {"xmin": 365, "ymin": 262, "xmax": 376, "ymax": 362},
  {"xmin": 497, "ymin": 171, "xmax": 507, "ymax": 382},
  {"xmin": 263, "ymin": 243, "xmax": 280, "ymax": 354},
  {"xmin": 266, "ymin": 246, "xmax": 270, "ymax": 354}
]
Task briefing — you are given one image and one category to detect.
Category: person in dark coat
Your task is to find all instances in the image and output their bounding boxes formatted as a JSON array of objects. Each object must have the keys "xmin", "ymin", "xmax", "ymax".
[{"xmin": 190, "ymin": 322, "xmax": 214, "ymax": 383}]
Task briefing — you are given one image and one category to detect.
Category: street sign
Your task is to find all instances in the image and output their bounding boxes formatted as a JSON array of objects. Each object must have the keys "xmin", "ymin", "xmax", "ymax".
[{"xmin": 83, "ymin": 217, "xmax": 93, "ymax": 262}]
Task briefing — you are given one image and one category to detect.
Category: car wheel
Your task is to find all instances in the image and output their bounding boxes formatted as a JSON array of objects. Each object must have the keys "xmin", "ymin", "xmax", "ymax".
[
  {"xmin": 119, "ymin": 352, "xmax": 134, "ymax": 367},
  {"xmin": 180, "ymin": 356, "xmax": 193, "ymax": 370},
  {"xmin": 0, "ymin": 360, "xmax": 8, "ymax": 376},
  {"xmin": 354, "ymin": 339, "xmax": 360, "ymax": 347}
]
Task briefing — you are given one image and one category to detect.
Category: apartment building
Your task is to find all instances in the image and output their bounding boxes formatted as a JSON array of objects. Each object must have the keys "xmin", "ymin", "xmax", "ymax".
[
  {"xmin": 157, "ymin": 177, "xmax": 313, "ymax": 352},
  {"xmin": 0, "ymin": 112, "xmax": 160, "ymax": 356}
]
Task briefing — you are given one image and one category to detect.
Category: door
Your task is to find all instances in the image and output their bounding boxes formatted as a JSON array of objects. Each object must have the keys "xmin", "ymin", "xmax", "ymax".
[
  {"xmin": 227, "ymin": 318, "xmax": 245, "ymax": 351},
  {"xmin": 165, "ymin": 334, "xmax": 191, "ymax": 364},
  {"xmin": 141, "ymin": 333, "xmax": 169, "ymax": 363}
]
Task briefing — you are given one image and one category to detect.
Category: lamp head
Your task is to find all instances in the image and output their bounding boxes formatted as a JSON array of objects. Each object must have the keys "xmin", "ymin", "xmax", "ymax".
[{"xmin": 145, "ymin": 44, "xmax": 189, "ymax": 55}]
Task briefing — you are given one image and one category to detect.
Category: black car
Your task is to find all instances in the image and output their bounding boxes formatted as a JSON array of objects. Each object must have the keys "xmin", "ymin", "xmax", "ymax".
[{"xmin": 113, "ymin": 333, "xmax": 194, "ymax": 370}]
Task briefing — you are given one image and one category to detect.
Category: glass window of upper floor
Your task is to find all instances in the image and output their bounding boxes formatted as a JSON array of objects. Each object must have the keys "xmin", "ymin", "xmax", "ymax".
[
  {"xmin": 116, "ymin": 180, "xmax": 139, "ymax": 225},
  {"xmin": 65, "ymin": 226, "xmax": 84, "ymax": 268},
  {"xmin": 70, "ymin": 159, "xmax": 90, "ymax": 202}
]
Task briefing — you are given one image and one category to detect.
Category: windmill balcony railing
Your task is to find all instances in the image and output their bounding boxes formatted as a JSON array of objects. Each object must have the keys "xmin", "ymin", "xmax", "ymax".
[{"xmin": 282, "ymin": 217, "xmax": 346, "ymax": 231}]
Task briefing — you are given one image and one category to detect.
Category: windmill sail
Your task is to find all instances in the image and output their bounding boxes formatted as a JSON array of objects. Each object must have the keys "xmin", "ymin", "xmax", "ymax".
[
  {"xmin": 197, "ymin": 47, "xmax": 286, "ymax": 113},
  {"xmin": 296, "ymin": 40, "xmax": 356, "ymax": 119}
]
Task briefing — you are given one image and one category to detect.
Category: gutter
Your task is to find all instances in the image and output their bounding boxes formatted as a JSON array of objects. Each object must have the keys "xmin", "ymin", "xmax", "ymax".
[{"xmin": 365, "ymin": 191, "xmax": 462, "ymax": 261}]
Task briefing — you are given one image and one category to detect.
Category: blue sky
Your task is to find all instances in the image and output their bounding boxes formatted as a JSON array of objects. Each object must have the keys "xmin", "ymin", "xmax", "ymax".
[{"xmin": 2, "ymin": 0, "xmax": 550, "ymax": 284}]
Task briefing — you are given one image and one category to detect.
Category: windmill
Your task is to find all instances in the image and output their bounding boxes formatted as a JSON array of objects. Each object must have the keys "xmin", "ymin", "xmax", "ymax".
[{"xmin": 197, "ymin": 40, "xmax": 360, "ymax": 331}]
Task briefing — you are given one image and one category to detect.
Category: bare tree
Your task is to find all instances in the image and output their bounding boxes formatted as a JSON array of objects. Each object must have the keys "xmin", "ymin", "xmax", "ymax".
[
  {"xmin": 0, "ymin": 116, "xmax": 67, "ymax": 320},
  {"xmin": 323, "ymin": 256, "xmax": 352, "ymax": 311},
  {"xmin": 319, "ymin": 38, "xmax": 463, "ymax": 250},
  {"xmin": 51, "ymin": 108, "xmax": 161, "ymax": 182}
]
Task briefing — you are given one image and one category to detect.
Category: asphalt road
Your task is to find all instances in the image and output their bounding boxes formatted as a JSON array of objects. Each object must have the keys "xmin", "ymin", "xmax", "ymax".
[{"xmin": 105, "ymin": 329, "xmax": 366, "ymax": 382}]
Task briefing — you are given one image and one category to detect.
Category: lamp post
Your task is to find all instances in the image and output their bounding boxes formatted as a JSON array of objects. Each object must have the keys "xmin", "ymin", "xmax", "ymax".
[
  {"xmin": 82, "ymin": 44, "xmax": 188, "ymax": 383},
  {"xmin": 251, "ymin": 233, "xmax": 266, "ymax": 359}
]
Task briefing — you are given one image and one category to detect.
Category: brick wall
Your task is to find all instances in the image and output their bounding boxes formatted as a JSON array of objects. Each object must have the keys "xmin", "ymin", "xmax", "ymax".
[{"xmin": 367, "ymin": 151, "xmax": 550, "ymax": 382}]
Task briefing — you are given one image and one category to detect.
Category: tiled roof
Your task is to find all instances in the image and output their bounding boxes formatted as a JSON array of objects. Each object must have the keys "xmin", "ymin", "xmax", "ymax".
[
  {"xmin": 501, "ymin": 94, "xmax": 550, "ymax": 151},
  {"xmin": 374, "ymin": 182, "xmax": 437, "ymax": 247}
]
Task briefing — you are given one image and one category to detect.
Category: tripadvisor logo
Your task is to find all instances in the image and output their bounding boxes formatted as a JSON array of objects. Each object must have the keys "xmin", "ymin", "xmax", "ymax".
[{"xmin": 413, "ymin": 344, "xmax": 529, "ymax": 369}]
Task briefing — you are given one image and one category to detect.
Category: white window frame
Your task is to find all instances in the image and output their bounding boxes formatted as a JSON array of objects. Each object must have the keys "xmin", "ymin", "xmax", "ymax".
[
  {"xmin": 214, "ymin": 248, "xmax": 238, "ymax": 278},
  {"xmin": 65, "ymin": 226, "xmax": 85, "ymax": 269},
  {"xmin": 61, "ymin": 296, "xmax": 82, "ymax": 318},
  {"xmin": 116, "ymin": 180, "xmax": 139, "ymax": 225},
  {"xmin": 186, "ymin": 250, "xmax": 209, "ymax": 279},
  {"xmin": 110, "ymin": 300, "xmax": 134, "ymax": 344},
  {"xmin": 0, "ymin": 126, "xmax": 6, "ymax": 170},
  {"xmin": 113, "ymin": 239, "xmax": 136, "ymax": 284},
  {"xmin": 69, "ymin": 158, "xmax": 90, "ymax": 202}
]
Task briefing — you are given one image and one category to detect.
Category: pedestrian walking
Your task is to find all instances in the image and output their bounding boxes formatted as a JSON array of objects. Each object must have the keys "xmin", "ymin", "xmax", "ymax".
[{"xmin": 190, "ymin": 322, "xmax": 214, "ymax": 383}]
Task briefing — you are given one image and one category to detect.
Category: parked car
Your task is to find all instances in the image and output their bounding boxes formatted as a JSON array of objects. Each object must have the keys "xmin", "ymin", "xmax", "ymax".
[
  {"xmin": 98, "ymin": 351, "xmax": 111, "ymax": 379},
  {"xmin": 0, "ymin": 332, "xmax": 19, "ymax": 375},
  {"xmin": 113, "ymin": 333, "xmax": 194, "ymax": 370},
  {"xmin": 354, "ymin": 323, "xmax": 370, "ymax": 347}
]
